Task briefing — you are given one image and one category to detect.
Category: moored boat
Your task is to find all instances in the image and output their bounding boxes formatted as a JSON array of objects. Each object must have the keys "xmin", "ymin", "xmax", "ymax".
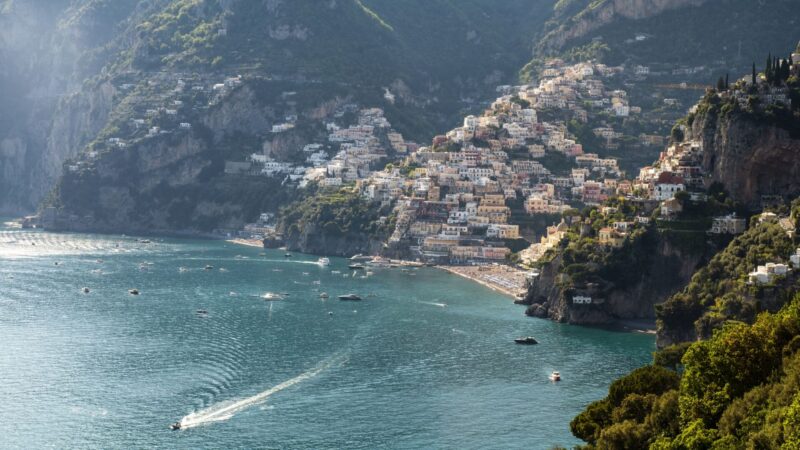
[
  {"xmin": 549, "ymin": 371, "xmax": 561, "ymax": 382},
  {"xmin": 338, "ymin": 293, "xmax": 362, "ymax": 301},
  {"xmin": 514, "ymin": 336, "xmax": 538, "ymax": 345}
]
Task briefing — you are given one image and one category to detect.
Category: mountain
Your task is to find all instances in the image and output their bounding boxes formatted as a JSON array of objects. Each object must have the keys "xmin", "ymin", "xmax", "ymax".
[{"xmin": 0, "ymin": 0, "xmax": 555, "ymax": 215}]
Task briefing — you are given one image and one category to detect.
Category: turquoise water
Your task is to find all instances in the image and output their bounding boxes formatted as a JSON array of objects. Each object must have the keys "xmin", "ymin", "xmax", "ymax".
[{"xmin": 0, "ymin": 224, "xmax": 654, "ymax": 449}]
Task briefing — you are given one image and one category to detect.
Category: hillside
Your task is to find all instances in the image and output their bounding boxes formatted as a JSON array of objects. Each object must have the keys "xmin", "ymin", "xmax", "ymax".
[
  {"xmin": 572, "ymin": 293, "xmax": 800, "ymax": 448},
  {"xmin": 0, "ymin": 0, "xmax": 555, "ymax": 215}
]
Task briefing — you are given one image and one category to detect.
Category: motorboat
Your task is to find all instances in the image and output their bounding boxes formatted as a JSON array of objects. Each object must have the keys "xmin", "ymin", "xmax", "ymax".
[
  {"xmin": 284, "ymin": 253, "xmax": 292, "ymax": 258},
  {"xmin": 170, "ymin": 422, "xmax": 181, "ymax": 431},
  {"xmin": 204, "ymin": 265, "xmax": 214, "ymax": 270},
  {"xmin": 196, "ymin": 309, "xmax": 209, "ymax": 315},
  {"xmin": 317, "ymin": 257, "xmax": 331, "ymax": 266},
  {"xmin": 514, "ymin": 336, "xmax": 538, "ymax": 345},
  {"xmin": 549, "ymin": 371, "xmax": 561, "ymax": 382},
  {"xmin": 349, "ymin": 254, "xmax": 371, "ymax": 261},
  {"xmin": 319, "ymin": 292, "xmax": 329, "ymax": 299},
  {"xmin": 82, "ymin": 287, "xmax": 90, "ymax": 294},
  {"xmin": 129, "ymin": 289, "xmax": 140, "ymax": 295},
  {"xmin": 338, "ymin": 294, "xmax": 362, "ymax": 301},
  {"xmin": 348, "ymin": 263, "xmax": 366, "ymax": 270},
  {"xmin": 262, "ymin": 292, "xmax": 283, "ymax": 301}
]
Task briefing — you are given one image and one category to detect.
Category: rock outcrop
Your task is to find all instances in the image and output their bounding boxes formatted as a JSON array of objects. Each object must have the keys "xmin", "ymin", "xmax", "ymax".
[
  {"xmin": 538, "ymin": 0, "xmax": 709, "ymax": 52},
  {"xmin": 693, "ymin": 108, "xmax": 800, "ymax": 209},
  {"xmin": 524, "ymin": 235, "xmax": 706, "ymax": 326}
]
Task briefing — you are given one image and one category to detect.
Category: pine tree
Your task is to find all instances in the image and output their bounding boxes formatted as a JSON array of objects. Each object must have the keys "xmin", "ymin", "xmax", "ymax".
[{"xmin": 716, "ymin": 76, "xmax": 726, "ymax": 91}]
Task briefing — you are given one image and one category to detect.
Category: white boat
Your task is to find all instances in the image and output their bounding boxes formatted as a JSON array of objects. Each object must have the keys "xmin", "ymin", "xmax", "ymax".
[
  {"xmin": 317, "ymin": 257, "xmax": 331, "ymax": 266},
  {"xmin": 549, "ymin": 371, "xmax": 561, "ymax": 382},
  {"xmin": 320, "ymin": 292, "xmax": 329, "ymax": 299},
  {"xmin": 262, "ymin": 292, "xmax": 283, "ymax": 301}
]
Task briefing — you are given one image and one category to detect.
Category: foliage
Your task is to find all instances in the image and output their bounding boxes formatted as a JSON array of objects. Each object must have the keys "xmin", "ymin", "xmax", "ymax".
[{"xmin": 573, "ymin": 294, "xmax": 800, "ymax": 449}]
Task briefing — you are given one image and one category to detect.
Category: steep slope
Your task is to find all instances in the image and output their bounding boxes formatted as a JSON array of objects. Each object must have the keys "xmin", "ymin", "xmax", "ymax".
[{"xmin": 1, "ymin": 0, "xmax": 556, "ymax": 216}]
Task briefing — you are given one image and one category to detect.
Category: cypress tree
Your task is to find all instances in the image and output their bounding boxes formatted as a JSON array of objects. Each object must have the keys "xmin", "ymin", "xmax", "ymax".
[
  {"xmin": 725, "ymin": 73, "xmax": 729, "ymax": 89},
  {"xmin": 716, "ymin": 76, "xmax": 726, "ymax": 91},
  {"xmin": 752, "ymin": 62, "xmax": 757, "ymax": 85},
  {"xmin": 766, "ymin": 53, "xmax": 773, "ymax": 82}
]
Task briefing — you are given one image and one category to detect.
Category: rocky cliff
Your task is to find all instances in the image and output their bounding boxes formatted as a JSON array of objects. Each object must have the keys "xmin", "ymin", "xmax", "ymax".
[
  {"xmin": 693, "ymin": 106, "xmax": 800, "ymax": 209},
  {"xmin": 524, "ymin": 234, "xmax": 706, "ymax": 325},
  {"xmin": 537, "ymin": 0, "xmax": 708, "ymax": 53}
]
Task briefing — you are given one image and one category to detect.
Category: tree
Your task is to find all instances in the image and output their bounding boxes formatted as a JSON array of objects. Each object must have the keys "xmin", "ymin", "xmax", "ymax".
[
  {"xmin": 716, "ymin": 76, "xmax": 726, "ymax": 91},
  {"xmin": 767, "ymin": 53, "xmax": 773, "ymax": 82},
  {"xmin": 725, "ymin": 73, "xmax": 729, "ymax": 90},
  {"xmin": 752, "ymin": 63, "xmax": 757, "ymax": 85}
]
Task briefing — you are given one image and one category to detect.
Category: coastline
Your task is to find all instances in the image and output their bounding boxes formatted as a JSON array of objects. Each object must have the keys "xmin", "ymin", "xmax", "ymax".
[
  {"xmin": 438, "ymin": 264, "xmax": 528, "ymax": 299},
  {"xmin": 226, "ymin": 238, "xmax": 264, "ymax": 249}
]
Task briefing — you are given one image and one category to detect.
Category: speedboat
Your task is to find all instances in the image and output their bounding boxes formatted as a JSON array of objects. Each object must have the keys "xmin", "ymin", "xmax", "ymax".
[
  {"xmin": 514, "ymin": 336, "xmax": 538, "ymax": 345},
  {"xmin": 338, "ymin": 293, "xmax": 362, "ymax": 301},
  {"xmin": 82, "ymin": 287, "xmax": 90, "ymax": 294},
  {"xmin": 262, "ymin": 292, "xmax": 282, "ymax": 301},
  {"xmin": 170, "ymin": 422, "xmax": 181, "ymax": 431},
  {"xmin": 320, "ymin": 292, "xmax": 329, "ymax": 299},
  {"xmin": 204, "ymin": 265, "xmax": 214, "ymax": 270},
  {"xmin": 196, "ymin": 309, "xmax": 209, "ymax": 315},
  {"xmin": 317, "ymin": 257, "xmax": 331, "ymax": 266},
  {"xmin": 284, "ymin": 253, "xmax": 292, "ymax": 258},
  {"xmin": 129, "ymin": 289, "xmax": 140, "ymax": 295},
  {"xmin": 348, "ymin": 263, "xmax": 365, "ymax": 270},
  {"xmin": 549, "ymin": 371, "xmax": 561, "ymax": 382}
]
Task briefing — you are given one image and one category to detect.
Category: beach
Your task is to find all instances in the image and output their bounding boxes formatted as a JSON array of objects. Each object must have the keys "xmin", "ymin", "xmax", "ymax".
[
  {"xmin": 439, "ymin": 264, "xmax": 529, "ymax": 299},
  {"xmin": 227, "ymin": 238, "xmax": 264, "ymax": 248}
]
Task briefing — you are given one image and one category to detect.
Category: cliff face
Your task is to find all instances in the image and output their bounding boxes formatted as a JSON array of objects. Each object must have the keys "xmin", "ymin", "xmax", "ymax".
[
  {"xmin": 283, "ymin": 224, "xmax": 385, "ymax": 258},
  {"xmin": 525, "ymin": 237, "xmax": 704, "ymax": 325},
  {"xmin": 538, "ymin": 0, "xmax": 708, "ymax": 52},
  {"xmin": 693, "ymin": 110, "xmax": 800, "ymax": 209},
  {"xmin": 48, "ymin": 83, "xmax": 293, "ymax": 233}
]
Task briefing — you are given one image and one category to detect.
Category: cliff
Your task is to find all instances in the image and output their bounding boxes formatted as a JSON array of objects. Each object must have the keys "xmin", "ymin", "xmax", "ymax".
[
  {"xmin": 692, "ymin": 103, "xmax": 800, "ymax": 209},
  {"xmin": 524, "ymin": 231, "xmax": 707, "ymax": 325},
  {"xmin": 537, "ymin": 0, "xmax": 708, "ymax": 53}
]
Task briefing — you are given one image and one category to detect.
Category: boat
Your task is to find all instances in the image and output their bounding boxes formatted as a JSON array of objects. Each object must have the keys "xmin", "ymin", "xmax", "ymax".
[
  {"xmin": 319, "ymin": 292, "xmax": 329, "ymax": 299},
  {"xmin": 514, "ymin": 336, "xmax": 538, "ymax": 345},
  {"xmin": 128, "ymin": 289, "xmax": 140, "ymax": 295},
  {"xmin": 82, "ymin": 287, "xmax": 90, "ymax": 294},
  {"xmin": 170, "ymin": 422, "xmax": 181, "ymax": 431},
  {"xmin": 262, "ymin": 292, "xmax": 282, "ymax": 301},
  {"xmin": 178, "ymin": 267, "xmax": 189, "ymax": 273},
  {"xmin": 196, "ymin": 309, "xmax": 209, "ymax": 315},
  {"xmin": 284, "ymin": 253, "xmax": 292, "ymax": 258},
  {"xmin": 317, "ymin": 257, "xmax": 331, "ymax": 266},
  {"xmin": 348, "ymin": 263, "xmax": 365, "ymax": 270},
  {"xmin": 204, "ymin": 265, "xmax": 214, "ymax": 270},
  {"xmin": 549, "ymin": 371, "xmax": 561, "ymax": 382},
  {"xmin": 350, "ymin": 254, "xmax": 371, "ymax": 261},
  {"xmin": 338, "ymin": 293, "xmax": 362, "ymax": 301}
]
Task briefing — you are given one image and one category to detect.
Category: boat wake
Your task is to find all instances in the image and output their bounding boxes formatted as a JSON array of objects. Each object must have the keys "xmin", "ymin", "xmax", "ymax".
[{"xmin": 178, "ymin": 352, "xmax": 347, "ymax": 429}]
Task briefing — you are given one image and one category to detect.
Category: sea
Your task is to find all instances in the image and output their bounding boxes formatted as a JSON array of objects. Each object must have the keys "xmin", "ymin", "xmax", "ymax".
[{"xmin": 0, "ymin": 221, "xmax": 654, "ymax": 449}]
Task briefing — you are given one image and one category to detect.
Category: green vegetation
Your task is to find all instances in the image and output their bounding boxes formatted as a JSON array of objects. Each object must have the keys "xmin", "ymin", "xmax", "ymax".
[
  {"xmin": 657, "ymin": 219, "xmax": 798, "ymax": 343},
  {"xmin": 573, "ymin": 293, "xmax": 800, "ymax": 449},
  {"xmin": 277, "ymin": 186, "xmax": 394, "ymax": 241}
]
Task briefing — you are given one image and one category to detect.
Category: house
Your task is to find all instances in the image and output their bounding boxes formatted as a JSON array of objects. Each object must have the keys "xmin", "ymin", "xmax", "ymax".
[
  {"xmin": 598, "ymin": 227, "xmax": 625, "ymax": 248},
  {"xmin": 486, "ymin": 224, "xmax": 520, "ymax": 239},
  {"xmin": 748, "ymin": 263, "xmax": 790, "ymax": 284},
  {"xmin": 710, "ymin": 214, "xmax": 747, "ymax": 235},
  {"xmin": 653, "ymin": 172, "xmax": 685, "ymax": 201},
  {"xmin": 660, "ymin": 198, "xmax": 683, "ymax": 218}
]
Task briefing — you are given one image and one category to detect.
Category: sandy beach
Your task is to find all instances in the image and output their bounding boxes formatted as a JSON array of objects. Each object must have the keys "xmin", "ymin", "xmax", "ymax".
[
  {"xmin": 439, "ymin": 264, "xmax": 529, "ymax": 299},
  {"xmin": 227, "ymin": 238, "xmax": 264, "ymax": 248}
]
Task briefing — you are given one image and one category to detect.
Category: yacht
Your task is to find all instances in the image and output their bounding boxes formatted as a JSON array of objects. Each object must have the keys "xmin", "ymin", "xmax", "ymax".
[
  {"xmin": 338, "ymin": 293, "xmax": 362, "ymax": 301},
  {"xmin": 549, "ymin": 371, "xmax": 561, "ymax": 382},
  {"xmin": 317, "ymin": 257, "xmax": 331, "ymax": 266},
  {"xmin": 348, "ymin": 263, "xmax": 366, "ymax": 270},
  {"xmin": 262, "ymin": 292, "xmax": 282, "ymax": 301},
  {"xmin": 514, "ymin": 336, "xmax": 538, "ymax": 345}
]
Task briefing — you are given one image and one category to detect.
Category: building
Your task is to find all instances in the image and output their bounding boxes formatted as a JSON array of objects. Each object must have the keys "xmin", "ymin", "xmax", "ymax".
[
  {"xmin": 710, "ymin": 214, "xmax": 747, "ymax": 235},
  {"xmin": 653, "ymin": 172, "xmax": 685, "ymax": 201},
  {"xmin": 598, "ymin": 227, "xmax": 625, "ymax": 248}
]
